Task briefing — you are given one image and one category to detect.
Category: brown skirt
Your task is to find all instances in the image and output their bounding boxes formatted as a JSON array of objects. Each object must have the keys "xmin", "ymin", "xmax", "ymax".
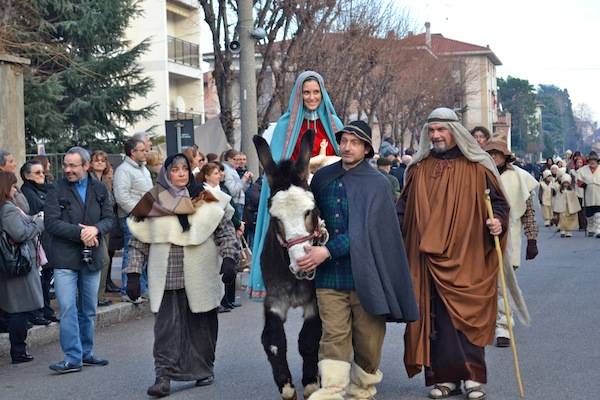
[
  {"xmin": 153, "ymin": 289, "xmax": 218, "ymax": 381},
  {"xmin": 425, "ymin": 286, "xmax": 487, "ymax": 386},
  {"xmin": 559, "ymin": 212, "xmax": 578, "ymax": 231},
  {"xmin": 542, "ymin": 205, "xmax": 553, "ymax": 221}
]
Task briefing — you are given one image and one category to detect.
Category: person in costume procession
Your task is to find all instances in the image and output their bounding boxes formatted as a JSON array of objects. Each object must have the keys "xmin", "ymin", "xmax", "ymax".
[
  {"xmin": 398, "ymin": 108, "xmax": 530, "ymax": 400},
  {"xmin": 552, "ymin": 173, "xmax": 581, "ymax": 237},
  {"xmin": 538, "ymin": 170, "xmax": 555, "ymax": 227},
  {"xmin": 570, "ymin": 156, "xmax": 587, "ymax": 231},
  {"xmin": 549, "ymin": 164, "xmax": 559, "ymax": 180},
  {"xmin": 248, "ymin": 70, "xmax": 343, "ymax": 299},
  {"xmin": 576, "ymin": 151, "xmax": 600, "ymax": 237},
  {"xmin": 124, "ymin": 154, "xmax": 239, "ymax": 398},
  {"xmin": 484, "ymin": 141, "xmax": 539, "ymax": 348},
  {"xmin": 296, "ymin": 120, "xmax": 418, "ymax": 400}
]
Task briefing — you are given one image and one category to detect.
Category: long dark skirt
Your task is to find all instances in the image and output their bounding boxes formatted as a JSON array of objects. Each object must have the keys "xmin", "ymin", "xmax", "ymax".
[
  {"xmin": 425, "ymin": 286, "xmax": 487, "ymax": 386},
  {"xmin": 578, "ymin": 199, "xmax": 587, "ymax": 230},
  {"xmin": 154, "ymin": 289, "xmax": 218, "ymax": 381}
]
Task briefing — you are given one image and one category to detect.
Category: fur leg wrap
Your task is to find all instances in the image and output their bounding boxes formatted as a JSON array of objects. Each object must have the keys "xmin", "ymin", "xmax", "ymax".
[
  {"xmin": 307, "ymin": 360, "xmax": 350, "ymax": 400},
  {"xmin": 346, "ymin": 362, "xmax": 383, "ymax": 400},
  {"xmin": 304, "ymin": 382, "xmax": 320, "ymax": 398},
  {"xmin": 281, "ymin": 383, "xmax": 297, "ymax": 399}
]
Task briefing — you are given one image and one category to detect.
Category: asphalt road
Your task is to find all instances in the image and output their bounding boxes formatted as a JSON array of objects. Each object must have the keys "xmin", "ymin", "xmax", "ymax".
[{"xmin": 0, "ymin": 224, "xmax": 598, "ymax": 400}]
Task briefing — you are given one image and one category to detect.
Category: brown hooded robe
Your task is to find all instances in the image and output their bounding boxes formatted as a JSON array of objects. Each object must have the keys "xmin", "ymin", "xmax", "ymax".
[{"xmin": 401, "ymin": 152, "xmax": 508, "ymax": 378}]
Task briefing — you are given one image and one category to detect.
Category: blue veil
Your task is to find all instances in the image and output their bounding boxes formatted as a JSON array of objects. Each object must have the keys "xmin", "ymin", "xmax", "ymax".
[{"xmin": 247, "ymin": 71, "xmax": 343, "ymax": 299}]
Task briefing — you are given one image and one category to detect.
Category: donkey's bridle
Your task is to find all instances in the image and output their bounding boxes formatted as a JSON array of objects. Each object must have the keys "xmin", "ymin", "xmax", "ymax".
[
  {"xmin": 276, "ymin": 232, "xmax": 317, "ymax": 250},
  {"xmin": 275, "ymin": 230, "xmax": 320, "ymax": 280}
]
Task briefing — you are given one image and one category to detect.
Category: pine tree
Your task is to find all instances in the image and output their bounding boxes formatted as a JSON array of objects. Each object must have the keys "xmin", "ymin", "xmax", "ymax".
[
  {"xmin": 23, "ymin": 0, "xmax": 155, "ymax": 153},
  {"xmin": 537, "ymin": 85, "xmax": 579, "ymax": 156},
  {"xmin": 497, "ymin": 76, "xmax": 538, "ymax": 154}
]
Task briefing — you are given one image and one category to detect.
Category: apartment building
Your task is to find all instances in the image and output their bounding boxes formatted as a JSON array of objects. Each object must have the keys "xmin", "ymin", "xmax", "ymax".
[
  {"xmin": 126, "ymin": 0, "xmax": 205, "ymax": 137},
  {"xmin": 403, "ymin": 23, "xmax": 502, "ymax": 132}
]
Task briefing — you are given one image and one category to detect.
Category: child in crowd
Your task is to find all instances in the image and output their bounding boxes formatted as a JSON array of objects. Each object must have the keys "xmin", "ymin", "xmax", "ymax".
[
  {"xmin": 538, "ymin": 169, "xmax": 554, "ymax": 227},
  {"xmin": 553, "ymin": 174, "xmax": 581, "ymax": 237}
]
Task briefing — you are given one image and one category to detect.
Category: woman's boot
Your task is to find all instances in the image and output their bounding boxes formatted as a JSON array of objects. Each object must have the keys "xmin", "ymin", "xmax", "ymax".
[{"xmin": 147, "ymin": 377, "xmax": 170, "ymax": 398}]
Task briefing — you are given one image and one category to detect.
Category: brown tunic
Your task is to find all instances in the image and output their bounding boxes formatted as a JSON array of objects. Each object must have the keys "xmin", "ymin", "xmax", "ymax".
[{"xmin": 399, "ymin": 150, "xmax": 508, "ymax": 378}]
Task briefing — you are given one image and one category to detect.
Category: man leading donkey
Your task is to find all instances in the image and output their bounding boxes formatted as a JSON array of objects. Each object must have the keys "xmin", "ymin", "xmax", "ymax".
[{"xmin": 298, "ymin": 120, "xmax": 418, "ymax": 400}]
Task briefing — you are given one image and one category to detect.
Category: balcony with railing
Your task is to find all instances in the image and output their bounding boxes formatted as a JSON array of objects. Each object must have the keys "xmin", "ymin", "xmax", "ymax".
[
  {"xmin": 168, "ymin": 36, "xmax": 200, "ymax": 69},
  {"xmin": 170, "ymin": 110, "xmax": 203, "ymax": 126}
]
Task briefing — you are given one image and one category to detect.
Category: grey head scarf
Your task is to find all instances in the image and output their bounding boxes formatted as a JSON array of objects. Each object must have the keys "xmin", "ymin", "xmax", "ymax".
[{"xmin": 409, "ymin": 107, "xmax": 500, "ymax": 181}]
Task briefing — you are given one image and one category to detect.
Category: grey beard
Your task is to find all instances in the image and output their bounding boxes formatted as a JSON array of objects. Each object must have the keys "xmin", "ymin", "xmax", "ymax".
[{"xmin": 431, "ymin": 145, "xmax": 448, "ymax": 154}]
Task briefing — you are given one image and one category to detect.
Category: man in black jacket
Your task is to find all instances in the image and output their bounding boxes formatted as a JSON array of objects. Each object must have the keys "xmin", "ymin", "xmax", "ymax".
[{"xmin": 44, "ymin": 147, "xmax": 114, "ymax": 374}]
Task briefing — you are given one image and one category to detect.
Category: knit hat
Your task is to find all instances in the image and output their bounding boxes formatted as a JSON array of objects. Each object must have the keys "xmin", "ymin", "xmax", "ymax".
[
  {"xmin": 542, "ymin": 170, "xmax": 552, "ymax": 179},
  {"xmin": 560, "ymin": 173, "xmax": 572, "ymax": 184},
  {"xmin": 335, "ymin": 120, "xmax": 374, "ymax": 158}
]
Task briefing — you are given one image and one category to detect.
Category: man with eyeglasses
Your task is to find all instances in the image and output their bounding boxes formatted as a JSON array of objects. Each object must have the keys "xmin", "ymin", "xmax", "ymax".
[
  {"xmin": 44, "ymin": 147, "xmax": 114, "ymax": 373},
  {"xmin": 113, "ymin": 137, "xmax": 153, "ymax": 302}
]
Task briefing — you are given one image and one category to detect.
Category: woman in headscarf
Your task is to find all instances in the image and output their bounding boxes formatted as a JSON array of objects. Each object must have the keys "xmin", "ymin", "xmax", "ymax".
[
  {"xmin": 124, "ymin": 154, "xmax": 239, "ymax": 398},
  {"xmin": 247, "ymin": 70, "xmax": 343, "ymax": 299}
]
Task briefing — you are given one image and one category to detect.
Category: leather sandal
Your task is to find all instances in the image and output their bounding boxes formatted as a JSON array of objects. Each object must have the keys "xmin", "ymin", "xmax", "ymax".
[
  {"xmin": 429, "ymin": 383, "xmax": 462, "ymax": 399},
  {"xmin": 465, "ymin": 385, "xmax": 486, "ymax": 400}
]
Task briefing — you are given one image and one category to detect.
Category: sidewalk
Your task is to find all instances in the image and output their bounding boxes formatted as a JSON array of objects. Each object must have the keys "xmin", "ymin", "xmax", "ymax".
[
  {"xmin": 0, "ymin": 255, "xmax": 152, "ymax": 359},
  {"xmin": 0, "ymin": 301, "xmax": 150, "ymax": 359}
]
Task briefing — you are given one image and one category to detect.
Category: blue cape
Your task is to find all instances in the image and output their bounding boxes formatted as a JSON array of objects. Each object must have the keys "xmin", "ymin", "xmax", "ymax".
[{"xmin": 248, "ymin": 71, "xmax": 343, "ymax": 299}]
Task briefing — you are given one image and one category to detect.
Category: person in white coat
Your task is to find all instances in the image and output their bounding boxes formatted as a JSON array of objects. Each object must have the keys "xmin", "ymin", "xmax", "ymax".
[
  {"xmin": 485, "ymin": 141, "xmax": 539, "ymax": 348},
  {"xmin": 538, "ymin": 170, "xmax": 554, "ymax": 227},
  {"xmin": 576, "ymin": 151, "xmax": 600, "ymax": 237}
]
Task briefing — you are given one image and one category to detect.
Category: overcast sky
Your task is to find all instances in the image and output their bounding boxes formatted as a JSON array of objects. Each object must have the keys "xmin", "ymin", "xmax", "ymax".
[{"xmin": 399, "ymin": 0, "xmax": 600, "ymax": 122}]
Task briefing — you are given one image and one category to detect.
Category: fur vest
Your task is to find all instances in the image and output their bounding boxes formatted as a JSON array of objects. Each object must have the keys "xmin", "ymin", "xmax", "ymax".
[
  {"xmin": 539, "ymin": 180, "xmax": 553, "ymax": 206},
  {"xmin": 553, "ymin": 189, "xmax": 581, "ymax": 215},
  {"xmin": 128, "ymin": 188, "xmax": 233, "ymax": 313}
]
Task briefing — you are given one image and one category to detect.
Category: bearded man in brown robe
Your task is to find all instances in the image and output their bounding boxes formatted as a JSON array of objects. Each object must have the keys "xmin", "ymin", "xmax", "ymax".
[{"xmin": 398, "ymin": 108, "xmax": 529, "ymax": 400}]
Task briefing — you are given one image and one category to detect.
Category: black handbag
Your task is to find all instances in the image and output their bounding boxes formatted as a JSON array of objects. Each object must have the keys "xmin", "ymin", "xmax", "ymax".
[{"xmin": 0, "ymin": 230, "xmax": 32, "ymax": 278}]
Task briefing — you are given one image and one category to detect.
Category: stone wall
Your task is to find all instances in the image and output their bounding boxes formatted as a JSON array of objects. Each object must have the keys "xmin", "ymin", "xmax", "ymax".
[{"xmin": 0, "ymin": 54, "xmax": 29, "ymax": 169}]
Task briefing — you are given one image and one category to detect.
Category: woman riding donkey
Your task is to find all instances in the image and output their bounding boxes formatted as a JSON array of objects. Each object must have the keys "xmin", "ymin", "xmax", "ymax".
[{"xmin": 248, "ymin": 70, "xmax": 343, "ymax": 300}]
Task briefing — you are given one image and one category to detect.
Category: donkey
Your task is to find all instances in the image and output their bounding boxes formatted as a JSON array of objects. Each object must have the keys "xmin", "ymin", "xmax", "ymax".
[{"xmin": 253, "ymin": 130, "xmax": 326, "ymax": 400}]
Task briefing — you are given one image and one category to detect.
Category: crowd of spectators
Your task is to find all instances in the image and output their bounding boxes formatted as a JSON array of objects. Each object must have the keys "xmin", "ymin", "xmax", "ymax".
[{"xmin": 0, "ymin": 139, "xmax": 261, "ymax": 368}]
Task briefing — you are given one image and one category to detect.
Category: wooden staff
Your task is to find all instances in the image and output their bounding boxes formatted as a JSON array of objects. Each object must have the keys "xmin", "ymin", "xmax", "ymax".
[{"xmin": 484, "ymin": 189, "xmax": 525, "ymax": 398}]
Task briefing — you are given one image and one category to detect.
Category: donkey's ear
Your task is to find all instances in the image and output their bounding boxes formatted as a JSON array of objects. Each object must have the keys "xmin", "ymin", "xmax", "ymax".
[
  {"xmin": 295, "ymin": 129, "xmax": 315, "ymax": 180},
  {"xmin": 253, "ymin": 135, "xmax": 276, "ymax": 177}
]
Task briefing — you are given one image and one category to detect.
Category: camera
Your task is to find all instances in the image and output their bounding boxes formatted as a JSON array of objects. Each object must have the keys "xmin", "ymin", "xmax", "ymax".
[{"xmin": 82, "ymin": 246, "xmax": 93, "ymax": 264}]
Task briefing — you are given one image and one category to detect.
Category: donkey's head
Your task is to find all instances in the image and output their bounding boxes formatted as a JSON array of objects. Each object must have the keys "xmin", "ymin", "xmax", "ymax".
[{"xmin": 253, "ymin": 130, "xmax": 320, "ymax": 277}]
